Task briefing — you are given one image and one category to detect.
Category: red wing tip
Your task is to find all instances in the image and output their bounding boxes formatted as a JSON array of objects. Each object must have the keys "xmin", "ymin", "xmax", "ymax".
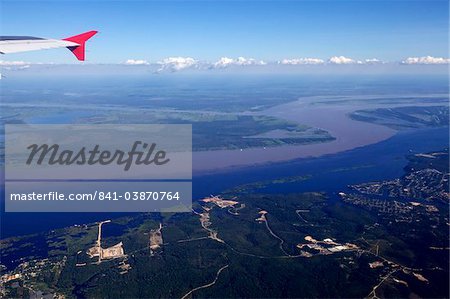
[
  {"xmin": 63, "ymin": 31, "xmax": 98, "ymax": 61},
  {"xmin": 63, "ymin": 30, "xmax": 98, "ymax": 43},
  {"xmin": 84, "ymin": 30, "xmax": 98, "ymax": 37}
]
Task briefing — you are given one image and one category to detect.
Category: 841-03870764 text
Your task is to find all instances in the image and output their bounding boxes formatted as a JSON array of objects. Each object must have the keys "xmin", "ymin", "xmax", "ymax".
[{"xmin": 9, "ymin": 191, "xmax": 181, "ymax": 201}]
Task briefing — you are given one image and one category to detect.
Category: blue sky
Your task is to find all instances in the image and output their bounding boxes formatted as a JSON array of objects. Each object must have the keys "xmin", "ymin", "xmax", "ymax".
[{"xmin": 0, "ymin": 0, "xmax": 448, "ymax": 64}]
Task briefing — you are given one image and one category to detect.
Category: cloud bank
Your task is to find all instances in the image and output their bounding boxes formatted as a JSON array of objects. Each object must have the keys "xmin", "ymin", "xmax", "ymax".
[
  {"xmin": 328, "ymin": 56, "xmax": 361, "ymax": 64},
  {"xmin": 124, "ymin": 59, "xmax": 149, "ymax": 65},
  {"xmin": 364, "ymin": 58, "xmax": 383, "ymax": 64},
  {"xmin": 157, "ymin": 57, "xmax": 198, "ymax": 72},
  {"xmin": 0, "ymin": 60, "xmax": 32, "ymax": 72},
  {"xmin": 0, "ymin": 60, "xmax": 30, "ymax": 66},
  {"xmin": 279, "ymin": 58, "xmax": 325, "ymax": 65},
  {"xmin": 213, "ymin": 57, "xmax": 267, "ymax": 68},
  {"xmin": 2, "ymin": 55, "xmax": 448, "ymax": 75},
  {"xmin": 401, "ymin": 56, "xmax": 450, "ymax": 65}
]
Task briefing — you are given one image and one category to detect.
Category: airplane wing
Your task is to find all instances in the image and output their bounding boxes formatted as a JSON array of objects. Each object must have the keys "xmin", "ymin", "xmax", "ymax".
[{"xmin": 0, "ymin": 31, "xmax": 97, "ymax": 61}]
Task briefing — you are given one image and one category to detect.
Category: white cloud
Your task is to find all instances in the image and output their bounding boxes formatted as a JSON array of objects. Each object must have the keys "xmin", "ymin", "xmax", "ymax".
[
  {"xmin": 213, "ymin": 57, "xmax": 266, "ymax": 68},
  {"xmin": 279, "ymin": 58, "xmax": 324, "ymax": 65},
  {"xmin": 0, "ymin": 60, "xmax": 29, "ymax": 66},
  {"xmin": 0, "ymin": 60, "xmax": 32, "ymax": 72},
  {"xmin": 364, "ymin": 58, "xmax": 383, "ymax": 64},
  {"xmin": 124, "ymin": 59, "xmax": 149, "ymax": 65},
  {"xmin": 214, "ymin": 57, "xmax": 234, "ymax": 67},
  {"xmin": 328, "ymin": 56, "xmax": 386, "ymax": 65},
  {"xmin": 157, "ymin": 57, "xmax": 198, "ymax": 72},
  {"xmin": 401, "ymin": 56, "xmax": 450, "ymax": 65},
  {"xmin": 328, "ymin": 56, "xmax": 358, "ymax": 64}
]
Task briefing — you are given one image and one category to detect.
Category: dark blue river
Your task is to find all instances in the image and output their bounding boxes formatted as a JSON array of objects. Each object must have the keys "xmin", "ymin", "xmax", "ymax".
[{"xmin": 1, "ymin": 126, "xmax": 448, "ymax": 238}]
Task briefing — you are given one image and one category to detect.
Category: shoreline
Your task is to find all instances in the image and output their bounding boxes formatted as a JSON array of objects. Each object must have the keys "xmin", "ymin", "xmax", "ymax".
[{"xmin": 193, "ymin": 98, "xmax": 398, "ymax": 174}]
